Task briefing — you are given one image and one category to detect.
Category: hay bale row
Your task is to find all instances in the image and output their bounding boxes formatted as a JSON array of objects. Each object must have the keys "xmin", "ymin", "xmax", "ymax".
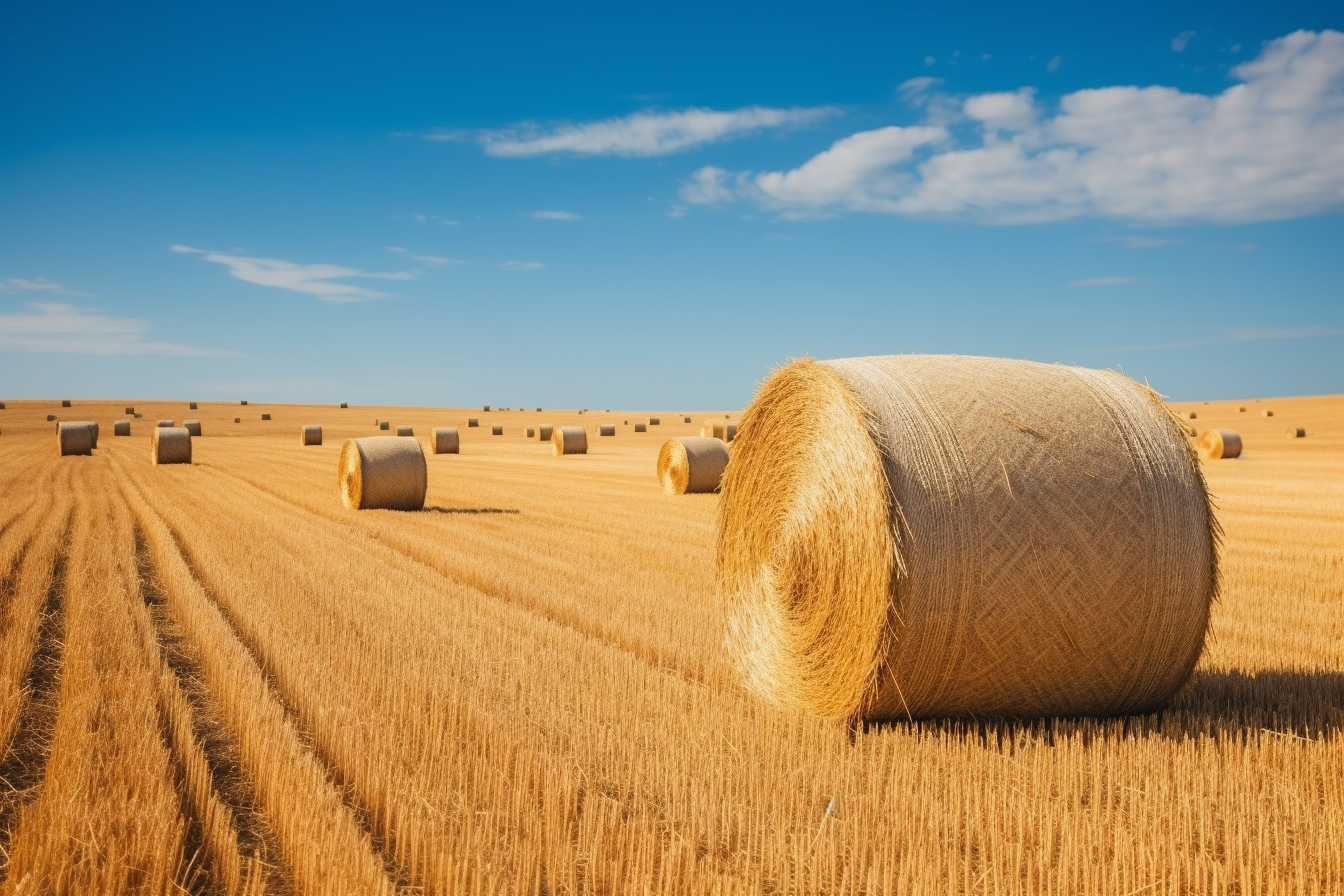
[
  {"xmin": 184, "ymin": 420, "xmax": 202, "ymax": 436},
  {"xmin": 719, "ymin": 354, "xmax": 1215, "ymax": 723},
  {"xmin": 114, "ymin": 420, "xmax": 131, "ymax": 436},
  {"xmin": 553, "ymin": 426, "xmax": 587, "ymax": 455},
  {"xmin": 57, "ymin": 422, "xmax": 94, "ymax": 456},
  {"xmin": 302, "ymin": 425, "xmax": 322, "ymax": 446},
  {"xmin": 339, "ymin": 436, "xmax": 426, "ymax": 510},
  {"xmin": 658, "ymin": 437, "xmax": 729, "ymax": 495},
  {"xmin": 1197, "ymin": 429, "xmax": 1241, "ymax": 460},
  {"xmin": 432, "ymin": 427, "xmax": 459, "ymax": 454},
  {"xmin": 151, "ymin": 427, "xmax": 192, "ymax": 465}
]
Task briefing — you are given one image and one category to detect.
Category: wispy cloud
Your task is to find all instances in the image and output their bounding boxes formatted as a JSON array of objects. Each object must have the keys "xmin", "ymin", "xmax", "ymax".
[
  {"xmin": 1095, "ymin": 234, "xmax": 1183, "ymax": 249},
  {"xmin": 498, "ymin": 261, "xmax": 544, "ymax": 271},
  {"xmin": 0, "ymin": 302, "xmax": 236, "ymax": 356},
  {"xmin": 1172, "ymin": 31, "xmax": 1197, "ymax": 52},
  {"xmin": 1070, "ymin": 276, "xmax": 1139, "ymax": 288},
  {"xmin": 1111, "ymin": 325, "xmax": 1344, "ymax": 352},
  {"xmin": 412, "ymin": 213, "xmax": 460, "ymax": 226},
  {"xmin": 685, "ymin": 30, "xmax": 1344, "ymax": 225},
  {"xmin": 476, "ymin": 105, "xmax": 834, "ymax": 158},
  {"xmin": 173, "ymin": 244, "xmax": 413, "ymax": 302},
  {"xmin": 526, "ymin": 210, "xmax": 584, "ymax": 220},
  {"xmin": 0, "ymin": 277, "xmax": 93, "ymax": 296},
  {"xmin": 387, "ymin": 246, "xmax": 463, "ymax": 267}
]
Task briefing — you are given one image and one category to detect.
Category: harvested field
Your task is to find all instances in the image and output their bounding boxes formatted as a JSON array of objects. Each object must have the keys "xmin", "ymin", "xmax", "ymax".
[{"xmin": 0, "ymin": 395, "xmax": 1339, "ymax": 894}]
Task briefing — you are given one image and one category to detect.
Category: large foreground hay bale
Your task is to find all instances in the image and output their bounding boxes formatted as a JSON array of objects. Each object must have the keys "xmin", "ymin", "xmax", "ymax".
[
  {"xmin": 553, "ymin": 426, "xmax": 588, "ymax": 455},
  {"xmin": 1285, "ymin": 426, "xmax": 1306, "ymax": 439},
  {"xmin": 57, "ymin": 422, "xmax": 94, "ymax": 456},
  {"xmin": 184, "ymin": 419, "xmax": 202, "ymax": 436},
  {"xmin": 658, "ymin": 437, "xmax": 729, "ymax": 495},
  {"xmin": 114, "ymin": 420, "xmax": 131, "ymax": 436},
  {"xmin": 431, "ymin": 427, "xmax": 459, "ymax": 454},
  {"xmin": 302, "ymin": 425, "xmax": 322, "ymax": 446},
  {"xmin": 598, "ymin": 424, "xmax": 616, "ymax": 437},
  {"xmin": 397, "ymin": 425, "xmax": 414, "ymax": 437},
  {"xmin": 701, "ymin": 421, "xmax": 737, "ymax": 442},
  {"xmin": 539, "ymin": 424, "xmax": 554, "ymax": 441},
  {"xmin": 719, "ymin": 355, "xmax": 1215, "ymax": 722},
  {"xmin": 151, "ymin": 427, "xmax": 192, "ymax": 465},
  {"xmin": 339, "ymin": 437, "xmax": 426, "ymax": 510},
  {"xmin": 1197, "ymin": 429, "xmax": 1242, "ymax": 460}
]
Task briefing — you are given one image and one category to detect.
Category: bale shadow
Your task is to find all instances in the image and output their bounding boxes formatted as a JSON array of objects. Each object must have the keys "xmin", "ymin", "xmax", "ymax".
[
  {"xmin": 422, "ymin": 506, "xmax": 521, "ymax": 515},
  {"xmin": 857, "ymin": 668, "xmax": 1344, "ymax": 745}
]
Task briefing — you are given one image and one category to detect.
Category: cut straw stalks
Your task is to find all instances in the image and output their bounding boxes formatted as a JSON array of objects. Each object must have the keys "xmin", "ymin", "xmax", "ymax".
[
  {"xmin": 658, "ymin": 437, "xmax": 729, "ymax": 495},
  {"xmin": 338, "ymin": 436, "xmax": 427, "ymax": 510},
  {"xmin": 151, "ymin": 427, "xmax": 192, "ymax": 465}
]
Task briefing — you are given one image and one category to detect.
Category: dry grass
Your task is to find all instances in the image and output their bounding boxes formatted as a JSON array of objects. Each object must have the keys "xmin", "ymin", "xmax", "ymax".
[{"xmin": 0, "ymin": 394, "xmax": 1339, "ymax": 894}]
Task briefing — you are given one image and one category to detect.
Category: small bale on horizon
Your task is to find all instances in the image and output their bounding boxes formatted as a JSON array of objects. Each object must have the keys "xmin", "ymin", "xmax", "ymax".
[
  {"xmin": 492, "ymin": 425, "xmax": 503, "ymax": 435},
  {"xmin": 525, "ymin": 427, "xmax": 536, "ymax": 438},
  {"xmin": 684, "ymin": 416, "xmax": 692, "ymax": 423},
  {"xmin": 339, "ymin": 436, "xmax": 426, "ymax": 510},
  {"xmin": 483, "ymin": 405, "xmax": 491, "ymax": 412},
  {"xmin": 649, "ymin": 417, "xmax": 661, "ymax": 425},
  {"xmin": 61, "ymin": 399, "xmax": 72, "ymax": 407},
  {"xmin": 151, "ymin": 427, "xmax": 192, "ymax": 465},
  {"xmin": 261, "ymin": 413, "xmax": 271, "ymax": 420},
  {"xmin": 124, "ymin": 406, "xmax": 134, "ymax": 414},
  {"xmin": 634, "ymin": 423, "xmax": 647, "ymax": 432},
  {"xmin": 47, "ymin": 414, "xmax": 57, "ymax": 422},
  {"xmin": 1262, "ymin": 409, "xmax": 1274, "ymax": 417},
  {"xmin": 241, "ymin": 400, "xmax": 248, "ymax": 406},
  {"xmin": 431, "ymin": 427, "xmax": 459, "ymax": 454},
  {"xmin": 340, "ymin": 402, "xmax": 348, "ymax": 408},
  {"xmin": 189, "ymin": 402, "xmax": 198, "ymax": 409},
  {"xmin": 302, "ymin": 425, "xmax": 322, "ymax": 446},
  {"xmin": 467, "ymin": 418, "xmax": 479, "ymax": 427}
]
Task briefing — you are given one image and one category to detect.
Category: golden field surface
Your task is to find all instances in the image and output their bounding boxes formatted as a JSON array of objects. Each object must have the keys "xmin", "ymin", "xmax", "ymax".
[{"xmin": 0, "ymin": 394, "xmax": 1340, "ymax": 895}]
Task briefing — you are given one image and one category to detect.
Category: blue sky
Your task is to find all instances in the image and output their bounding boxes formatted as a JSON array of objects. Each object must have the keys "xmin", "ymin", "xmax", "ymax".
[{"xmin": 2, "ymin": 2, "xmax": 1341, "ymax": 408}]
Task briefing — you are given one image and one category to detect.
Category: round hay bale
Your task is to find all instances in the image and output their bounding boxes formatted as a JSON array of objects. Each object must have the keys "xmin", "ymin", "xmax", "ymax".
[
  {"xmin": 467, "ymin": 418, "xmax": 479, "ymax": 427},
  {"xmin": 240, "ymin": 400, "xmax": 248, "ymax": 406},
  {"xmin": 124, "ymin": 406, "xmax": 134, "ymax": 414},
  {"xmin": 684, "ymin": 416, "xmax": 692, "ymax": 423},
  {"xmin": 483, "ymin": 405, "xmax": 491, "ymax": 412},
  {"xmin": 379, "ymin": 421, "xmax": 390, "ymax": 431},
  {"xmin": 261, "ymin": 413, "xmax": 271, "ymax": 421},
  {"xmin": 649, "ymin": 417, "xmax": 661, "ymax": 425},
  {"xmin": 491, "ymin": 425, "xmax": 503, "ymax": 436},
  {"xmin": 1181, "ymin": 410, "xmax": 1197, "ymax": 420},
  {"xmin": 658, "ymin": 437, "xmax": 729, "ymax": 495},
  {"xmin": 114, "ymin": 420, "xmax": 131, "ymax": 436},
  {"xmin": 57, "ymin": 422, "xmax": 94, "ymax": 456},
  {"xmin": 302, "ymin": 425, "xmax": 322, "ymax": 446},
  {"xmin": 134, "ymin": 413, "xmax": 143, "ymax": 419},
  {"xmin": 536, "ymin": 407, "xmax": 542, "ymax": 412},
  {"xmin": 397, "ymin": 425, "xmax": 414, "ymax": 437},
  {"xmin": 1285, "ymin": 426, "xmax": 1306, "ymax": 439},
  {"xmin": 89, "ymin": 421, "xmax": 99, "ymax": 448},
  {"xmin": 234, "ymin": 418, "xmax": 240, "ymax": 424},
  {"xmin": 184, "ymin": 420, "xmax": 202, "ymax": 437},
  {"xmin": 701, "ymin": 421, "xmax": 738, "ymax": 442},
  {"xmin": 553, "ymin": 426, "xmax": 587, "ymax": 455},
  {"xmin": 338, "ymin": 436, "xmax": 426, "ymax": 510},
  {"xmin": 1261, "ymin": 409, "xmax": 1274, "ymax": 417},
  {"xmin": 340, "ymin": 402, "xmax": 348, "ymax": 408},
  {"xmin": 151, "ymin": 427, "xmax": 192, "ymax": 465},
  {"xmin": 634, "ymin": 423, "xmax": 647, "ymax": 433},
  {"xmin": 1238, "ymin": 406, "xmax": 1246, "ymax": 412},
  {"xmin": 598, "ymin": 424, "xmax": 616, "ymax": 437},
  {"xmin": 525, "ymin": 427, "xmax": 536, "ymax": 438},
  {"xmin": 431, "ymin": 427, "xmax": 459, "ymax": 454},
  {"xmin": 718, "ymin": 355, "xmax": 1215, "ymax": 722},
  {"xmin": 158, "ymin": 420, "xmax": 175, "ymax": 428},
  {"xmin": 539, "ymin": 424, "xmax": 554, "ymax": 441},
  {"xmin": 1197, "ymin": 429, "xmax": 1242, "ymax": 460},
  {"xmin": 0, "ymin": 402, "xmax": 5, "ymax": 410},
  {"xmin": 189, "ymin": 402, "xmax": 198, "ymax": 410},
  {"xmin": 46, "ymin": 414, "xmax": 57, "ymax": 422},
  {"xmin": 61, "ymin": 399, "xmax": 72, "ymax": 407}
]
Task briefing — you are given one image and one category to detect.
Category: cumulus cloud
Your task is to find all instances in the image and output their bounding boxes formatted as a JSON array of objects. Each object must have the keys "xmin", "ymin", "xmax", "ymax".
[
  {"xmin": 527, "ymin": 210, "xmax": 584, "ymax": 220},
  {"xmin": 478, "ymin": 105, "xmax": 834, "ymax": 158},
  {"xmin": 0, "ymin": 302, "xmax": 235, "ymax": 355},
  {"xmin": 691, "ymin": 30, "xmax": 1344, "ymax": 225},
  {"xmin": 173, "ymin": 244, "xmax": 413, "ymax": 302}
]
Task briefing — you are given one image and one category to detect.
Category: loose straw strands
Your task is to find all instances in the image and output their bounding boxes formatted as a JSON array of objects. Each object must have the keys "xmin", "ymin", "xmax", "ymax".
[
  {"xmin": 718, "ymin": 354, "xmax": 1216, "ymax": 723},
  {"xmin": 658, "ymin": 437, "xmax": 729, "ymax": 495},
  {"xmin": 1198, "ymin": 429, "xmax": 1243, "ymax": 460},
  {"xmin": 338, "ymin": 436, "xmax": 427, "ymax": 510},
  {"xmin": 151, "ymin": 427, "xmax": 193, "ymax": 465},
  {"xmin": 553, "ymin": 426, "xmax": 588, "ymax": 455},
  {"xmin": 431, "ymin": 428, "xmax": 459, "ymax": 454},
  {"xmin": 57, "ymin": 422, "xmax": 95, "ymax": 456},
  {"xmin": 302, "ymin": 425, "xmax": 323, "ymax": 446}
]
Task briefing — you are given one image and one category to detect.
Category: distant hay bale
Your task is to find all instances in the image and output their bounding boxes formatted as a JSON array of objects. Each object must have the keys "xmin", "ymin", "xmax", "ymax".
[
  {"xmin": 1285, "ymin": 426, "xmax": 1306, "ymax": 439},
  {"xmin": 379, "ymin": 421, "xmax": 390, "ymax": 431},
  {"xmin": 158, "ymin": 420, "xmax": 175, "ymax": 427},
  {"xmin": 598, "ymin": 424, "xmax": 616, "ymax": 436},
  {"xmin": 684, "ymin": 416, "xmax": 692, "ymax": 423},
  {"xmin": 114, "ymin": 420, "xmax": 131, "ymax": 436},
  {"xmin": 719, "ymin": 354, "xmax": 1215, "ymax": 723},
  {"xmin": 241, "ymin": 400, "xmax": 248, "ymax": 406},
  {"xmin": 525, "ymin": 427, "xmax": 536, "ymax": 438},
  {"xmin": 338, "ymin": 436, "xmax": 426, "ymax": 510},
  {"xmin": 124, "ymin": 406, "xmax": 134, "ymax": 414},
  {"xmin": 634, "ymin": 423, "xmax": 647, "ymax": 432},
  {"xmin": 483, "ymin": 405, "xmax": 491, "ymax": 412},
  {"xmin": 1238, "ymin": 406, "xmax": 1246, "ymax": 412},
  {"xmin": 184, "ymin": 420, "xmax": 202, "ymax": 436},
  {"xmin": 553, "ymin": 426, "xmax": 588, "ymax": 455},
  {"xmin": 134, "ymin": 413, "xmax": 143, "ymax": 419},
  {"xmin": 151, "ymin": 427, "xmax": 192, "ymax": 465},
  {"xmin": 1181, "ymin": 411, "xmax": 1197, "ymax": 420},
  {"xmin": 189, "ymin": 402, "xmax": 198, "ymax": 410},
  {"xmin": 536, "ymin": 407, "xmax": 542, "ymax": 412},
  {"xmin": 658, "ymin": 437, "xmax": 729, "ymax": 495},
  {"xmin": 431, "ymin": 427, "xmax": 459, "ymax": 454},
  {"xmin": 61, "ymin": 399, "xmax": 71, "ymax": 407},
  {"xmin": 492, "ymin": 425, "xmax": 503, "ymax": 435},
  {"xmin": 340, "ymin": 402, "xmax": 348, "ymax": 408},
  {"xmin": 539, "ymin": 424, "xmax": 554, "ymax": 441},
  {"xmin": 649, "ymin": 417, "xmax": 661, "ymax": 425},
  {"xmin": 467, "ymin": 418, "xmax": 479, "ymax": 427},
  {"xmin": 397, "ymin": 426, "xmax": 414, "ymax": 437},
  {"xmin": 261, "ymin": 413, "xmax": 271, "ymax": 421},
  {"xmin": 0, "ymin": 402, "xmax": 5, "ymax": 410},
  {"xmin": 234, "ymin": 418, "xmax": 240, "ymax": 424},
  {"xmin": 701, "ymin": 421, "xmax": 737, "ymax": 442},
  {"xmin": 46, "ymin": 414, "xmax": 57, "ymax": 422},
  {"xmin": 57, "ymin": 422, "xmax": 94, "ymax": 456},
  {"xmin": 1197, "ymin": 429, "xmax": 1242, "ymax": 460},
  {"xmin": 302, "ymin": 425, "xmax": 322, "ymax": 446},
  {"xmin": 1261, "ymin": 409, "xmax": 1274, "ymax": 417}
]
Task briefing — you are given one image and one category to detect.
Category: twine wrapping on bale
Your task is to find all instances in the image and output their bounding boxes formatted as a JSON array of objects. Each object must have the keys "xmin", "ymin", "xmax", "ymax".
[
  {"xmin": 158, "ymin": 420, "xmax": 175, "ymax": 428},
  {"xmin": 302, "ymin": 425, "xmax": 322, "ymax": 446},
  {"xmin": 1285, "ymin": 426, "xmax": 1306, "ymax": 439},
  {"xmin": 634, "ymin": 423, "xmax": 647, "ymax": 433},
  {"xmin": 468, "ymin": 418, "xmax": 479, "ymax": 427},
  {"xmin": 57, "ymin": 422, "xmax": 94, "ymax": 456},
  {"xmin": 526, "ymin": 427, "xmax": 536, "ymax": 438},
  {"xmin": 539, "ymin": 424, "xmax": 554, "ymax": 442},
  {"xmin": 553, "ymin": 426, "xmax": 588, "ymax": 455},
  {"xmin": 114, "ymin": 420, "xmax": 131, "ymax": 437},
  {"xmin": 338, "ymin": 436, "xmax": 426, "ymax": 510},
  {"xmin": 492, "ymin": 425, "xmax": 503, "ymax": 436},
  {"xmin": 1198, "ymin": 429, "xmax": 1242, "ymax": 460},
  {"xmin": 397, "ymin": 426, "xmax": 414, "ymax": 437},
  {"xmin": 718, "ymin": 354, "xmax": 1217, "ymax": 723},
  {"xmin": 184, "ymin": 420, "xmax": 202, "ymax": 437},
  {"xmin": 1262, "ymin": 410, "xmax": 1274, "ymax": 417},
  {"xmin": 598, "ymin": 424, "xmax": 616, "ymax": 437},
  {"xmin": 431, "ymin": 427, "xmax": 459, "ymax": 454},
  {"xmin": 261, "ymin": 413, "xmax": 272, "ymax": 421},
  {"xmin": 151, "ymin": 427, "xmax": 192, "ymax": 465},
  {"xmin": 701, "ymin": 421, "xmax": 737, "ymax": 442},
  {"xmin": 658, "ymin": 437, "xmax": 730, "ymax": 495},
  {"xmin": 189, "ymin": 402, "xmax": 198, "ymax": 410}
]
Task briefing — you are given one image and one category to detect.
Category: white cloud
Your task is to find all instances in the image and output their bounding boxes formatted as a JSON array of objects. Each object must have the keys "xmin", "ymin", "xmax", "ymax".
[
  {"xmin": 478, "ymin": 105, "xmax": 834, "ymax": 158},
  {"xmin": 1113, "ymin": 325, "xmax": 1344, "ymax": 352},
  {"xmin": 1172, "ymin": 31, "xmax": 1197, "ymax": 52},
  {"xmin": 412, "ymin": 213, "xmax": 460, "ymax": 226},
  {"xmin": 899, "ymin": 76, "xmax": 944, "ymax": 105},
  {"xmin": 0, "ymin": 277, "xmax": 63, "ymax": 292},
  {"xmin": 387, "ymin": 246, "xmax": 462, "ymax": 266},
  {"xmin": 175, "ymin": 245, "xmax": 413, "ymax": 302},
  {"xmin": 498, "ymin": 261, "xmax": 544, "ymax": 270},
  {"xmin": 527, "ymin": 210, "xmax": 584, "ymax": 220},
  {"xmin": 680, "ymin": 166, "xmax": 738, "ymax": 204},
  {"xmin": 0, "ymin": 302, "xmax": 235, "ymax": 356},
  {"xmin": 692, "ymin": 30, "xmax": 1344, "ymax": 225},
  {"xmin": 1047, "ymin": 56, "xmax": 1063, "ymax": 72},
  {"xmin": 1069, "ymin": 276, "xmax": 1138, "ymax": 288}
]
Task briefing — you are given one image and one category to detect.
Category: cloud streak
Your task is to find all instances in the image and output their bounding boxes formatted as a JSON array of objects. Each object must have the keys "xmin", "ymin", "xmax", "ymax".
[
  {"xmin": 1111, "ymin": 325, "xmax": 1344, "ymax": 352},
  {"xmin": 173, "ymin": 244, "xmax": 412, "ymax": 302},
  {"xmin": 685, "ymin": 30, "xmax": 1344, "ymax": 225},
  {"xmin": 0, "ymin": 302, "xmax": 236, "ymax": 356}
]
